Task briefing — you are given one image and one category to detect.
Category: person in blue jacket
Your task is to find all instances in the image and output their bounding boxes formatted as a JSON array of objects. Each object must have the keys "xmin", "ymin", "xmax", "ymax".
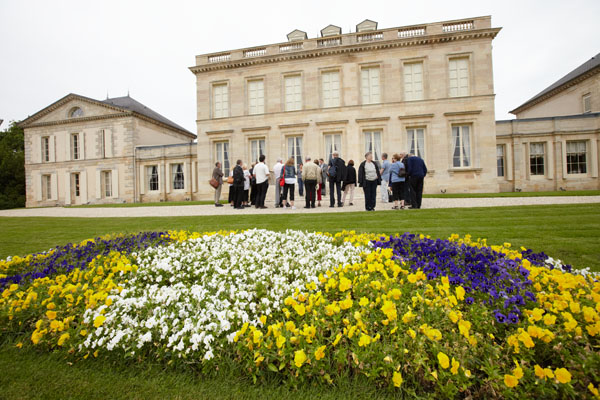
[{"xmin": 404, "ymin": 153, "xmax": 427, "ymax": 209}]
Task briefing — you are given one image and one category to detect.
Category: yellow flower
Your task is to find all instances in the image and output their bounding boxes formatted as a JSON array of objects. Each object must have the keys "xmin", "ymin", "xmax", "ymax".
[
  {"xmin": 339, "ymin": 297, "xmax": 353, "ymax": 310},
  {"xmin": 46, "ymin": 310, "xmax": 57, "ymax": 320},
  {"xmin": 359, "ymin": 297, "xmax": 369, "ymax": 307},
  {"xmin": 534, "ymin": 365, "xmax": 546, "ymax": 379},
  {"xmin": 332, "ymin": 333, "xmax": 342, "ymax": 346},
  {"xmin": 293, "ymin": 303, "xmax": 306, "ymax": 316},
  {"xmin": 402, "ymin": 310, "xmax": 416, "ymax": 324},
  {"xmin": 504, "ymin": 374, "xmax": 519, "ymax": 388},
  {"xmin": 450, "ymin": 358, "xmax": 460, "ymax": 375},
  {"xmin": 285, "ymin": 321, "xmax": 296, "ymax": 332},
  {"xmin": 314, "ymin": 345, "xmax": 326, "ymax": 361},
  {"xmin": 588, "ymin": 383, "xmax": 600, "ymax": 398},
  {"xmin": 31, "ymin": 330, "xmax": 43, "ymax": 345},
  {"xmin": 57, "ymin": 333, "xmax": 70, "ymax": 346},
  {"xmin": 392, "ymin": 371, "xmax": 403, "ymax": 387},
  {"xmin": 93, "ymin": 315, "xmax": 106, "ymax": 328},
  {"xmin": 455, "ymin": 286, "xmax": 465, "ymax": 301},
  {"xmin": 518, "ymin": 330, "xmax": 534, "ymax": 348},
  {"xmin": 437, "ymin": 352, "xmax": 450, "ymax": 369},
  {"xmin": 9, "ymin": 284, "xmax": 19, "ymax": 291},
  {"xmin": 276, "ymin": 335, "xmax": 286, "ymax": 349},
  {"xmin": 555, "ymin": 368, "xmax": 571, "ymax": 384},
  {"xmin": 46, "ymin": 302, "xmax": 56, "ymax": 310},
  {"xmin": 339, "ymin": 276, "xmax": 352, "ymax": 292},
  {"xmin": 513, "ymin": 364, "xmax": 524, "ymax": 380},
  {"xmin": 543, "ymin": 314, "xmax": 556, "ymax": 326},
  {"xmin": 16, "ymin": 342, "xmax": 23, "ymax": 349},
  {"xmin": 358, "ymin": 333, "xmax": 371, "ymax": 347},
  {"xmin": 294, "ymin": 350, "xmax": 307, "ymax": 368},
  {"xmin": 252, "ymin": 330, "xmax": 262, "ymax": 344},
  {"xmin": 380, "ymin": 300, "xmax": 397, "ymax": 321},
  {"xmin": 448, "ymin": 310, "xmax": 459, "ymax": 323},
  {"xmin": 544, "ymin": 368, "xmax": 554, "ymax": 379},
  {"xmin": 259, "ymin": 315, "xmax": 267, "ymax": 325},
  {"xmin": 388, "ymin": 288, "xmax": 402, "ymax": 300},
  {"xmin": 80, "ymin": 329, "xmax": 87, "ymax": 337}
]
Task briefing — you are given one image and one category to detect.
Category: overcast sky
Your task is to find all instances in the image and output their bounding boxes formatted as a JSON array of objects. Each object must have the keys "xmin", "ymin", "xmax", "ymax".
[{"xmin": 1, "ymin": 0, "xmax": 598, "ymax": 133}]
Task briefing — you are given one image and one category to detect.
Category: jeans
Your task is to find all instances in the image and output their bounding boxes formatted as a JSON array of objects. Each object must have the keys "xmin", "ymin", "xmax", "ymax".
[
  {"xmin": 329, "ymin": 180, "xmax": 342, "ymax": 206},
  {"xmin": 304, "ymin": 180, "xmax": 317, "ymax": 207},
  {"xmin": 298, "ymin": 178, "xmax": 304, "ymax": 197},
  {"xmin": 255, "ymin": 181, "xmax": 268, "ymax": 207},
  {"xmin": 380, "ymin": 179, "xmax": 389, "ymax": 203},
  {"xmin": 363, "ymin": 180, "xmax": 377, "ymax": 211},
  {"xmin": 409, "ymin": 176, "xmax": 424, "ymax": 209}
]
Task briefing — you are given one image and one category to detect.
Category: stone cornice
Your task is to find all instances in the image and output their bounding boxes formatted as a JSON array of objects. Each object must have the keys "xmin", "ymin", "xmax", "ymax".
[
  {"xmin": 241, "ymin": 126, "xmax": 271, "ymax": 132},
  {"xmin": 23, "ymin": 112, "xmax": 131, "ymax": 129},
  {"xmin": 205, "ymin": 129, "xmax": 234, "ymax": 135},
  {"xmin": 510, "ymin": 65, "xmax": 600, "ymax": 115},
  {"xmin": 315, "ymin": 119, "xmax": 349, "ymax": 126},
  {"xmin": 278, "ymin": 122, "xmax": 310, "ymax": 129},
  {"xmin": 398, "ymin": 113, "xmax": 434, "ymax": 120},
  {"xmin": 444, "ymin": 110, "xmax": 482, "ymax": 116},
  {"xmin": 355, "ymin": 117, "xmax": 390, "ymax": 123},
  {"xmin": 189, "ymin": 28, "xmax": 501, "ymax": 74}
]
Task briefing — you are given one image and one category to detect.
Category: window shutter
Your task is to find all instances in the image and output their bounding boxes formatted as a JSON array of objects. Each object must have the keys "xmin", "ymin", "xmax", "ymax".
[
  {"xmin": 111, "ymin": 169, "xmax": 119, "ymax": 198},
  {"xmin": 95, "ymin": 170, "xmax": 102, "ymax": 199},
  {"xmin": 139, "ymin": 165, "xmax": 145, "ymax": 195},
  {"xmin": 64, "ymin": 172, "xmax": 71, "ymax": 204},
  {"xmin": 65, "ymin": 133, "xmax": 71, "ymax": 161},
  {"xmin": 33, "ymin": 136, "xmax": 42, "ymax": 163},
  {"xmin": 51, "ymin": 173, "xmax": 58, "ymax": 201},
  {"xmin": 166, "ymin": 163, "xmax": 171, "ymax": 193},
  {"xmin": 80, "ymin": 170, "xmax": 88, "ymax": 203},
  {"xmin": 104, "ymin": 130, "xmax": 113, "ymax": 157},
  {"xmin": 184, "ymin": 161, "xmax": 190, "ymax": 191},
  {"xmin": 49, "ymin": 136, "xmax": 56, "ymax": 162},
  {"xmin": 458, "ymin": 59, "xmax": 469, "ymax": 96},
  {"xmin": 35, "ymin": 173, "xmax": 42, "ymax": 201},
  {"xmin": 80, "ymin": 133, "xmax": 86, "ymax": 160}
]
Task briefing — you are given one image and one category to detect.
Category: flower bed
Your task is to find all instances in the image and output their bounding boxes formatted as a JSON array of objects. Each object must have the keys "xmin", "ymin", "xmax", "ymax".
[{"xmin": 1, "ymin": 230, "xmax": 599, "ymax": 399}]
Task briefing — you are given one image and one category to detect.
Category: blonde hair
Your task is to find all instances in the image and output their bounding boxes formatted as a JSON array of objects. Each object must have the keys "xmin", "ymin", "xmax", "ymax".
[
  {"xmin": 285, "ymin": 157, "xmax": 295, "ymax": 166},
  {"xmin": 392, "ymin": 153, "xmax": 401, "ymax": 161}
]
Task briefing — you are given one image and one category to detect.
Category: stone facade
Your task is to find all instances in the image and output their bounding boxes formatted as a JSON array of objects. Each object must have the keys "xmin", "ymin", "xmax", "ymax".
[
  {"xmin": 190, "ymin": 16, "xmax": 502, "ymax": 196},
  {"xmin": 20, "ymin": 94, "xmax": 197, "ymax": 207}
]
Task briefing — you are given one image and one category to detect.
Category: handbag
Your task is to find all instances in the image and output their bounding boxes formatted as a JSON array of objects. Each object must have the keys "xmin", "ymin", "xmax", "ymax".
[
  {"xmin": 209, "ymin": 178, "xmax": 219, "ymax": 189},
  {"xmin": 227, "ymin": 176, "xmax": 234, "ymax": 184},
  {"xmin": 279, "ymin": 166, "xmax": 285, "ymax": 187}
]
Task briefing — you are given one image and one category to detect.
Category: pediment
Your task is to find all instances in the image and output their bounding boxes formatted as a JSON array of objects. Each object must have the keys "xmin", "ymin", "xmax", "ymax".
[
  {"xmin": 356, "ymin": 19, "xmax": 378, "ymax": 32},
  {"xmin": 321, "ymin": 24, "xmax": 341, "ymax": 37},
  {"xmin": 287, "ymin": 29, "xmax": 308, "ymax": 42}
]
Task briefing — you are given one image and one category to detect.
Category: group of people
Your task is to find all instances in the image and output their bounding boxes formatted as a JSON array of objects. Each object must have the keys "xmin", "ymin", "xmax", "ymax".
[{"xmin": 211, "ymin": 151, "xmax": 427, "ymax": 211}]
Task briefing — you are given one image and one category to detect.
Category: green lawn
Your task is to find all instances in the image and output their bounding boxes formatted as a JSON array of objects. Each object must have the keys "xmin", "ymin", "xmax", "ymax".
[
  {"xmin": 1, "ymin": 204, "xmax": 599, "ymax": 399},
  {"xmin": 424, "ymin": 190, "xmax": 600, "ymax": 198}
]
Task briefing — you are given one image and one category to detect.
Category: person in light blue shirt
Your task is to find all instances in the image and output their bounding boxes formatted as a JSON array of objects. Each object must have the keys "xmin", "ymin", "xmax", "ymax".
[
  {"xmin": 389, "ymin": 153, "xmax": 406, "ymax": 210},
  {"xmin": 379, "ymin": 153, "xmax": 392, "ymax": 204}
]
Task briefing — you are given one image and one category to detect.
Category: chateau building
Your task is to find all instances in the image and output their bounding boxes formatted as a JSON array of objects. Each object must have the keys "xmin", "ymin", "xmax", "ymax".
[
  {"xmin": 190, "ymin": 16, "xmax": 502, "ymax": 196},
  {"xmin": 496, "ymin": 53, "xmax": 599, "ymax": 191}
]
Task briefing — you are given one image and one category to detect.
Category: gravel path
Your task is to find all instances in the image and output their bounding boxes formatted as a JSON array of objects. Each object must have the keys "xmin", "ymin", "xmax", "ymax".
[{"xmin": 1, "ymin": 195, "xmax": 598, "ymax": 218}]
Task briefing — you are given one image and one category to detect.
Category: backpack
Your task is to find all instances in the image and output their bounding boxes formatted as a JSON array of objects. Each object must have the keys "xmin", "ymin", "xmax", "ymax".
[{"xmin": 328, "ymin": 162, "xmax": 337, "ymax": 178}]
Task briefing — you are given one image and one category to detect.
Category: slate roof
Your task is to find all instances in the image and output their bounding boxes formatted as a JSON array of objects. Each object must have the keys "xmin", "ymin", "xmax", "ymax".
[{"xmin": 511, "ymin": 52, "xmax": 600, "ymax": 114}]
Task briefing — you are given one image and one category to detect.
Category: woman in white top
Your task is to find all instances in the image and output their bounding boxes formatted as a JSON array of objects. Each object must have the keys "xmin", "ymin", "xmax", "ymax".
[
  {"xmin": 281, "ymin": 157, "xmax": 297, "ymax": 209},
  {"xmin": 242, "ymin": 164, "xmax": 251, "ymax": 207}
]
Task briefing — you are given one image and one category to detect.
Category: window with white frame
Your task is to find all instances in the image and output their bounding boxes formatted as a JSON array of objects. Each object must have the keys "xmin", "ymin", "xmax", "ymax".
[
  {"xmin": 102, "ymin": 170, "xmax": 112, "ymax": 198},
  {"xmin": 287, "ymin": 136, "xmax": 303, "ymax": 167},
  {"xmin": 248, "ymin": 79, "xmax": 265, "ymax": 115},
  {"xmin": 42, "ymin": 174, "xmax": 51, "ymax": 200},
  {"xmin": 99, "ymin": 130, "xmax": 106, "ymax": 158},
  {"xmin": 364, "ymin": 130, "xmax": 382, "ymax": 162},
  {"xmin": 404, "ymin": 62, "xmax": 424, "ymax": 101},
  {"xmin": 497, "ymin": 145, "xmax": 505, "ymax": 177},
  {"xmin": 42, "ymin": 136, "xmax": 50, "ymax": 162},
  {"xmin": 215, "ymin": 142, "xmax": 230, "ymax": 177},
  {"xmin": 452, "ymin": 125, "xmax": 471, "ymax": 167},
  {"xmin": 361, "ymin": 66, "xmax": 381, "ymax": 104},
  {"xmin": 171, "ymin": 163, "xmax": 185, "ymax": 190},
  {"xmin": 212, "ymin": 83, "xmax": 229, "ymax": 118},
  {"xmin": 71, "ymin": 173, "xmax": 80, "ymax": 197},
  {"xmin": 583, "ymin": 93, "xmax": 592, "ymax": 114},
  {"xmin": 322, "ymin": 70, "xmax": 340, "ymax": 108},
  {"xmin": 324, "ymin": 133, "xmax": 342, "ymax": 162},
  {"xmin": 407, "ymin": 128, "xmax": 425, "ymax": 158},
  {"xmin": 147, "ymin": 165, "xmax": 159, "ymax": 191},
  {"xmin": 284, "ymin": 75, "xmax": 302, "ymax": 111},
  {"xmin": 529, "ymin": 143, "xmax": 545, "ymax": 176},
  {"xmin": 71, "ymin": 133, "xmax": 80, "ymax": 160},
  {"xmin": 250, "ymin": 139, "xmax": 265, "ymax": 164},
  {"xmin": 566, "ymin": 141, "xmax": 587, "ymax": 174},
  {"xmin": 449, "ymin": 58, "xmax": 469, "ymax": 97}
]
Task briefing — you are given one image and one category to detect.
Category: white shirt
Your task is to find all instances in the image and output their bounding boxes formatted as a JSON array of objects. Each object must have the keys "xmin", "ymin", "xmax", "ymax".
[
  {"xmin": 243, "ymin": 170, "xmax": 250, "ymax": 191},
  {"xmin": 254, "ymin": 162, "xmax": 270, "ymax": 184},
  {"xmin": 273, "ymin": 162, "xmax": 283, "ymax": 179}
]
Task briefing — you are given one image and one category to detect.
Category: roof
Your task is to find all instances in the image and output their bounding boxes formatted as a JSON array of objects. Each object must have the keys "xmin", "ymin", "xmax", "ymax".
[
  {"xmin": 19, "ymin": 93, "xmax": 195, "ymax": 138},
  {"xmin": 511, "ymin": 52, "xmax": 600, "ymax": 114}
]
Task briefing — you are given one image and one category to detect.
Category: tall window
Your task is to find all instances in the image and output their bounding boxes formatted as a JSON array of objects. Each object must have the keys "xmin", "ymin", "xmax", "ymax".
[
  {"xmin": 566, "ymin": 141, "xmax": 587, "ymax": 174},
  {"xmin": 71, "ymin": 133, "xmax": 80, "ymax": 160},
  {"xmin": 404, "ymin": 62, "xmax": 424, "ymax": 101},
  {"xmin": 284, "ymin": 75, "xmax": 302, "ymax": 111},
  {"xmin": 361, "ymin": 67, "xmax": 380, "ymax": 104},
  {"xmin": 287, "ymin": 136, "xmax": 303, "ymax": 167},
  {"xmin": 72, "ymin": 173, "xmax": 80, "ymax": 197},
  {"xmin": 172, "ymin": 163, "xmax": 185, "ymax": 190},
  {"xmin": 102, "ymin": 170, "xmax": 112, "ymax": 198},
  {"xmin": 250, "ymin": 139, "xmax": 265, "ymax": 163},
  {"xmin": 324, "ymin": 133, "xmax": 342, "ymax": 162},
  {"xmin": 449, "ymin": 58, "xmax": 469, "ymax": 97},
  {"xmin": 215, "ymin": 142, "xmax": 230, "ymax": 176},
  {"xmin": 248, "ymin": 79, "xmax": 264, "ymax": 115},
  {"xmin": 212, "ymin": 83, "xmax": 229, "ymax": 118},
  {"xmin": 529, "ymin": 143, "xmax": 545, "ymax": 176},
  {"xmin": 322, "ymin": 70, "xmax": 340, "ymax": 108},
  {"xmin": 147, "ymin": 166, "xmax": 159, "ymax": 191},
  {"xmin": 583, "ymin": 93, "xmax": 592, "ymax": 114},
  {"xmin": 364, "ymin": 130, "xmax": 382, "ymax": 162},
  {"xmin": 42, "ymin": 136, "xmax": 50, "ymax": 162},
  {"xmin": 497, "ymin": 145, "xmax": 505, "ymax": 177},
  {"xmin": 407, "ymin": 128, "xmax": 425, "ymax": 158},
  {"xmin": 452, "ymin": 125, "xmax": 471, "ymax": 167},
  {"xmin": 42, "ymin": 175, "xmax": 51, "ymax": 200}
]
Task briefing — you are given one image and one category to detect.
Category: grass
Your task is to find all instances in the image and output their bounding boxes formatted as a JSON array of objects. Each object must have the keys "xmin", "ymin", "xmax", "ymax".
[
  {"xmin": 1, "ymin": 204, "xmax": 599, "ymax": 399},
  {"xmin": 423, "ymin": 190, "xmax": 600, "ymax": 198}
]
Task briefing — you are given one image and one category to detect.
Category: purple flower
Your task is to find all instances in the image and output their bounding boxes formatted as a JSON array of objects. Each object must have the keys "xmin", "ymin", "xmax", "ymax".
[{"xmin": 465, "ymin": 297, "xmax": 474, "ymax": 305}]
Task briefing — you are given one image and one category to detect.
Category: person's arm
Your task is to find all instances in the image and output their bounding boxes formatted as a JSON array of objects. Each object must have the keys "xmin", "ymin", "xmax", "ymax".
[{"xmin": 423, "ymin": 160, "xmax": 428, "ymax": 176}]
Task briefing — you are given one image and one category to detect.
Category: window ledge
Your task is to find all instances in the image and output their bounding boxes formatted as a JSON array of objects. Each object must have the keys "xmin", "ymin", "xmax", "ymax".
[{"xmin": 448, "ymin": 167, "xmax": 482, "ymax": 173}]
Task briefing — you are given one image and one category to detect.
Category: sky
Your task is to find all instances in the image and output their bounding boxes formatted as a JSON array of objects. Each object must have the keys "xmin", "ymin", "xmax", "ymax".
[{"xmin": 1, "ymin": 0, "xmax": 599, "ymax": 133}]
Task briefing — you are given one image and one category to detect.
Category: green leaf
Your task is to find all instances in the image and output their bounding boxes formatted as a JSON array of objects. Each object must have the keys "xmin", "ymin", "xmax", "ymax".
[{"xmin": 268, "ymin": 363, "xmax": 278, "ymax": 372}]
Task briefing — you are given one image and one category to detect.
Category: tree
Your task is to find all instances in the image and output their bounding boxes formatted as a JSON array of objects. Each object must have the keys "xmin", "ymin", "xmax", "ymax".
[{"xmin": 0, "ymin": 121, "xmax": 25, "ymax": 209}]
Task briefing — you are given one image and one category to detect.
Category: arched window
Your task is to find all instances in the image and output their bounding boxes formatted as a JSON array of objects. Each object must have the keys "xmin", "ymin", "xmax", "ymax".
[{"xmin": 69, "ymin": 107, "xmax": 84, "ymax": 118}]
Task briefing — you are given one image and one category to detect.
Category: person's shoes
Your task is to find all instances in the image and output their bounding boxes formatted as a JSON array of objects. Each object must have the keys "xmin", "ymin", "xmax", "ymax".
[
  {"xmin": 338, "ymin": 203, "xmax": 343, "ymax": 207},
  {"xmin": 215, "ymin": 203, "xmax": 223, "ymax": 207},
  {"xmin": 286, "ymin": 204, "xmax": 291, "ymax": 208},
  {"xmin": 349, "ymin": 203, "xmax": 353, "ymax": 206},
  {"xmin": 311, "ymin": 205, "xmax": 316, "ymax": 208},
  {"xmin": 260, "ymin": 206, "xmax": 267, "ymax": 209},
  {"xmin": 304, "ymin": 206, "xmax": 310, "ymax": 209},
  {"xmin": 318, "ymin": 203, "xmax": 321, "ymax": 207},
  {"xmin": 291, "ymin": 206, "xmax": 296, "ymax": 210},
  {"xmin": 329, "ymin": 205, "xmax": 335, "ymax": 208}
]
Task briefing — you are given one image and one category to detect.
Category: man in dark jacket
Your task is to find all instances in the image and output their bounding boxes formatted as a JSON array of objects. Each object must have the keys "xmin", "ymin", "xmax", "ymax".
[
  {"xmin": 327, "ymin": 152, "xmax": 346, "ymax": 208},
  {"xmin": 404, "ymin": 154, "xmax": 427, "ymax": 209},
  {"xmin": 232, "ymin": 159, "xmax": 245, "ymax": 209}
]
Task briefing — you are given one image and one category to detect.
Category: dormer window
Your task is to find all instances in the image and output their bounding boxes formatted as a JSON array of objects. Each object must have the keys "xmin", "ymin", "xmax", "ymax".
[{"xmin": 69, "ymin": 107, "xmax": 84, "ymax": 118}]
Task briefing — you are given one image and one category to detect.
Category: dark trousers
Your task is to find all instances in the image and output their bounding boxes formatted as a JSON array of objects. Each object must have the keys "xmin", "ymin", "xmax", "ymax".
[
  {"xmin": 304, "ymin": 180, "xmax": 317, "ymax": 207},
  {"xmin": 228, "ymin": 185, "xmax": 235, "ymax": 203},
  {"xmin": 409, "ymin": 176, "xmax": 424, "ymax": 209},
  {"xmin": 363, "ymin": 180, "xmax": 378, "ymax": 211},
  {"xmin": 255, "ymin": 181, "xmax": 268, "ymax": 207},
  {"xmin": 250, "ymin": 183, "xmax": 257, "ymax": 204},
  {"xmin": 233, "ymin": 184, "xmax": 244, "ymax": 208},
  {"xmin": 243, "ymin": 189, "xmax": 249, "ymax": 203},
  {"xmin": 282, "ymin": 183, "xmax": 295, "ymax": 202},
  {"xmin": 329, "ymin": 180, "xmax": 342, "ymax": 206}
]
